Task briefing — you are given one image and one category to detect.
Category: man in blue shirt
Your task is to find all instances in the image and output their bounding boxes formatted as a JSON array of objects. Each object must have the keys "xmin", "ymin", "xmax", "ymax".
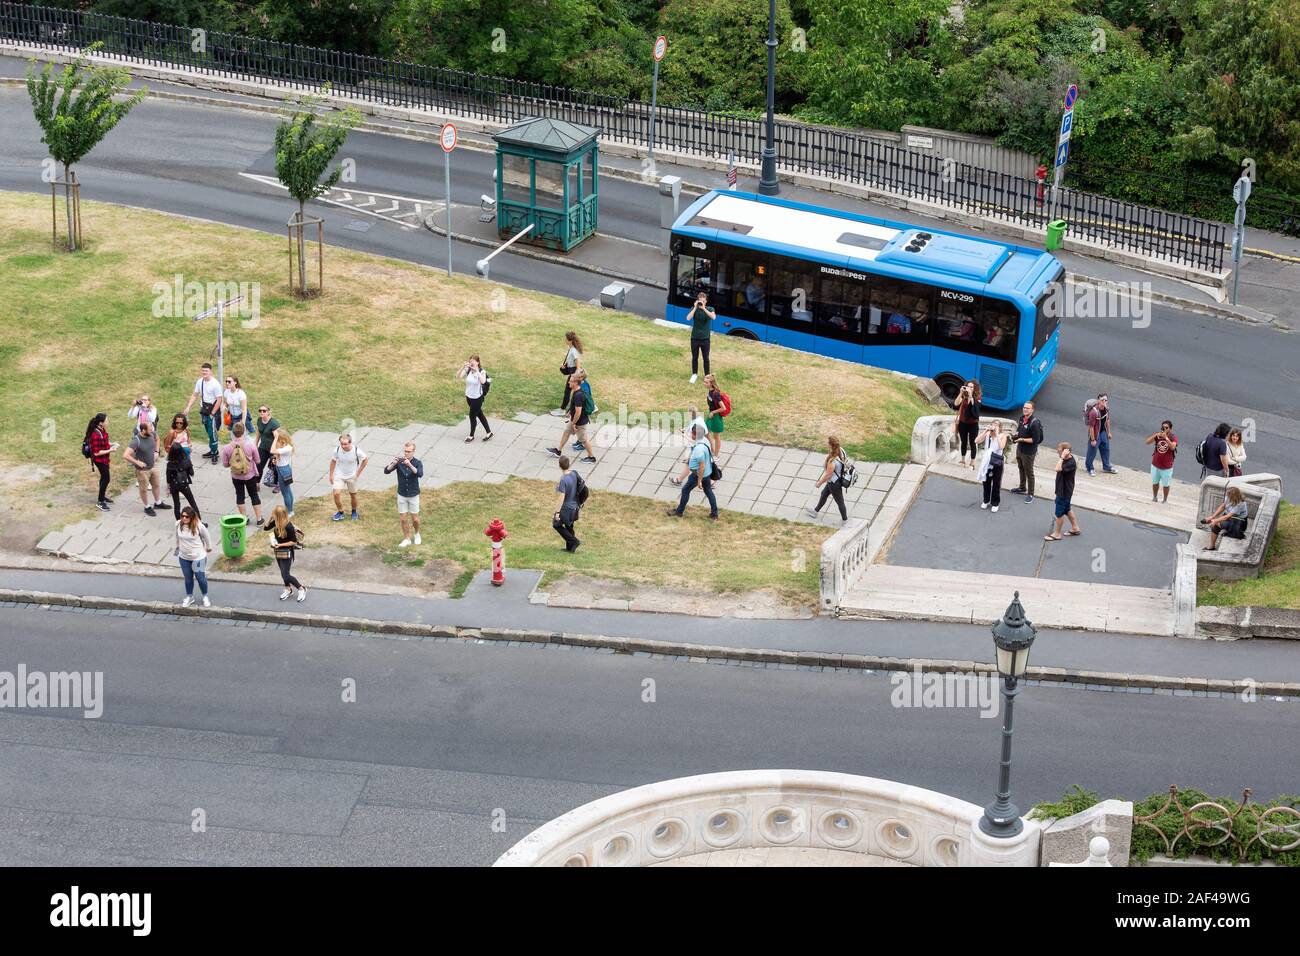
[
  {"xmin": 384, "ymin": 441, "xmax": 424, "ymax": 547},
  {"xmin": 666, "ymin": 424, "xmax": 718, "ymax": 519},
  {"xmin": 553, "ymin": 455, "xmax": 582, "ymax": 552}
]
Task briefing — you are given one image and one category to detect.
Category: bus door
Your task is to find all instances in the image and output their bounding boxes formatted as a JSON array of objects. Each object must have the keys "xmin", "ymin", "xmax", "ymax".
[
  {"xmin": 862, "ymin": 275, "xmax": 931, "ymax": 377},
  {"xmin": 765, "ymin": 255, "xmax": 819, "ymax": 354}
]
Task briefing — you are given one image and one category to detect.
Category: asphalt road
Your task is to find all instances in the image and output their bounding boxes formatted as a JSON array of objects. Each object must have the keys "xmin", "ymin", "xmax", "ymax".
[
  {"xmin": 2, "ymin": 81, "xmax": 1297, "ymax": 490},
  {"xmin": 2, "ymin": 606, "xmax": 1296, "ymax": 866}
]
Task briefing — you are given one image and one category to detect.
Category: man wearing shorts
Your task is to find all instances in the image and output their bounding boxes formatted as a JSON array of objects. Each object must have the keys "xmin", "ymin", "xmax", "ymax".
[
  {"xmin": 329, "ymin": 433, "xmax": 369, "ymax": 521},
  {"xmin": 1045, "ymin": 442, "xmax": 1081, "ymax": 541},
  {"xmin": 1145, "ymin": 420, "xmax": 1177, "ymax": 503},
  {"xmin": 123, "ymin": 421, "xmax": 166, "ymax": 517},
  {"xmin": 220, "ymin": 422, "xmax": 264, "ymax": 528},
  {"xmin": 384, "ymin": 441, "xmax": 424, "ymax": 547},
  {"xmin": 547, "ymin": 371, "xmax": 597, "ymax": 464}
]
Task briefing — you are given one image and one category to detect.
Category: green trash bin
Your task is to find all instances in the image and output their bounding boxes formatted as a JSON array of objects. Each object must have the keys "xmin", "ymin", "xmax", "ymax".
[
  {"xmin": 219, "ymin": 513, "xmax": 249, "ymax": 559},
  {"xmin": 1045, "ymin": 219, "xmax": 1067, "ymax": 251}
]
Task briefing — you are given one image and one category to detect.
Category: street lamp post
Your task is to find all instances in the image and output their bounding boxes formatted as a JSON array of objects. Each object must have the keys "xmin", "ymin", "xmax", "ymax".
[
  {"xmin": 758, "ymin": 0, "xmax": 780, "ymax": 196},
  {"xmin": 980, "ymin": 591, "xmax": 1038, "ymax": 839}
]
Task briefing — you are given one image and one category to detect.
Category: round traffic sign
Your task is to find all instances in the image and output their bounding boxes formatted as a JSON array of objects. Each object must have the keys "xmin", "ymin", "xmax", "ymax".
[
  {"xmin": 1064, "ymin": 84, "xmax": 1078, "ymax": 110},
  {"xmin": 440, "ymin": 123, "xmax": 458, "ymax": 153},
  {"xmin": 654, "ymin": 35, "xmax": 668, "ymax": 61}
]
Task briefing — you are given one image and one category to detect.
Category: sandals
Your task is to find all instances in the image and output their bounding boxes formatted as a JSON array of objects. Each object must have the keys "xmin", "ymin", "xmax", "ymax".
[
  {"xmin": 1044, "ymin": 534, "xmax": 1063, "ymax": 541},
  {"xmin": 1064, "ymin": 529, "xmax": 1081, "ymax": 536}
]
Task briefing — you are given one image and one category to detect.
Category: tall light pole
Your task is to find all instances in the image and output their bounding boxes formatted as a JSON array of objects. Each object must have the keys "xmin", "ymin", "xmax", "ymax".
[
  {"xmin": 758, "ymin": 0, "xmax": 780, "ymax": 196},
  {"xmin": 979, "ymin": 591, "xmax": 1038, "ymax": 839}
]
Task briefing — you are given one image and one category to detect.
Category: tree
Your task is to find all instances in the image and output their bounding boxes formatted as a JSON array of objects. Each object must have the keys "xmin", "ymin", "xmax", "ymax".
[
  {"xmin": 27, "ymin": 47, "xmax": 146, "ymax": 251},
  {"xmin": 274, "ymin": 92, "xmax": 361, "ymax": 294}
]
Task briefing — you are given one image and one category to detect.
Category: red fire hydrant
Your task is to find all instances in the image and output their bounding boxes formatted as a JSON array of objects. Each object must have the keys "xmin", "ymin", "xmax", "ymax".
[
  {"xmin": 484, "ymin": 518, "xmax": 508, "ymax": 586},
  {"xmin": 1035, "ymin": 163, "xmax": 1048, "ymax": 207}
]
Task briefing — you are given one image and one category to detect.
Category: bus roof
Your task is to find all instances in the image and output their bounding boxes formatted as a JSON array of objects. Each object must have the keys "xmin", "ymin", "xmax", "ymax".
[{"xmin": 673, "ymin": 191, "xmax": 1058, "ymax": 298}]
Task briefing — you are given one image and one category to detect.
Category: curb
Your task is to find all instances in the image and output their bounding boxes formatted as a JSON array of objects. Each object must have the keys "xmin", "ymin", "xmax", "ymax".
[
  {"xmin": 4, "ymin": 588, "xmax": 1296, "ymax": 697},
  {"xmin": 1196, "ymin": 604, "xmax": 1300, "ymax": 641},
  {"xmin": 1067, "ymin": 272, "xmax": 1279, "ymax": 327}
]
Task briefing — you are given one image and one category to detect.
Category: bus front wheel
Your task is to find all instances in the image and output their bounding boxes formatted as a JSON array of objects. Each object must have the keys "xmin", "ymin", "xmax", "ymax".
[
  {"xmin": 934, "ymin": 374, "xmax": 964, "ymax": 408},
  {"xmin": 727, "ymin": 329, "xmax": 759, "ymax": 341}
]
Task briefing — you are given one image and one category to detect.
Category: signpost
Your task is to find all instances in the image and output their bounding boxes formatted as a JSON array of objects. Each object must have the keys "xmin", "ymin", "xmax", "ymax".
[
  {"xmin": 1231, "ymin": 174, "xmax": 1251, "ymax": 306},
  {"xmin": 1050, "ymin": 83, "xmax": 1078, "ymax": 221},
  {"xmin": 727, "ymin": 153, "xmax": 738, "ymax": 190},
  {"xmin": 440, "ymin": 122, "xmax": 458, "ymax": 277},
  {"xmin": 193, "ymin": 295, "xmax": 244, "ymax": 391},
  {"xmin": 649, "ymin": 35, "xmax": 667, "ymax": 164}
]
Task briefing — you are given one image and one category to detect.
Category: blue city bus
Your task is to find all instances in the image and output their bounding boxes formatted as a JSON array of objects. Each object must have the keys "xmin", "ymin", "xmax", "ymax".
[{"xmin": 666, "ymin": 190, "xmax": 1065, "ymax": 409}]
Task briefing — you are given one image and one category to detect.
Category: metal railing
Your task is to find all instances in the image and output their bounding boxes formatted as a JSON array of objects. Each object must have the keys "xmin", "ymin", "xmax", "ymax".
[{"xmin": 1, "ymin": 1, "xmax": 1228, "ymax": 270}]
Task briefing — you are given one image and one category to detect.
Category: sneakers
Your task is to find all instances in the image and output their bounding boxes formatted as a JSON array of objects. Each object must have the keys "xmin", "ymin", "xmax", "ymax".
[
  {"xmin": 1104, "ymin": 468, "xmax": 1119, "ymax": 474},
  {"xmin": 581, "ymin": 456, "xmax": 596, "ymax": 464},
  {"xmin": 1087, "ymin": 469, "xmax": 1096, "ymax": 477},
  {"xmin": 279, "ymin": 588, "xmax": 292, "ymax": 601},
  {"xmin": 399, "ymin": 538, "xmax": 411, "ymax": 548},
  {"xmin": 546, "ymin": 447, "xmax": 561, "ymax": 458},
  {"xmin": 665, "ymin": 509, "xmax": 682, "ymax": 517},
  {"xmin": 201, "ymin": 595, "xmax": 211, "ymax": 608},
  {"xmin": 1024, "ymin": 495, "xmax": 1034, "ymax": 503},
  {"xmin": 689, "ymin": 374, "xmax": 698, "ymax": 384},
  {"xmin": 572, "ymin": 442, "xmax": 584, "ymax": 451},
  {"xmin": 567, "ymin": 540, "xmax": 581, "ymax": 554},
  {"xmin": 143, "ymin": 505, "xmax": 156, "ymax": 517},
  {"xmin": 296, "ymin": 587, "xmax": 307, "ymax": 603},
  {"xmin": 980, "ymin": 502, "xmax": 989, "ymax": 510},
  {"xmin": 806, "ymin": 506, "xmax": 820, "ymax": 518},
  {"xmin": 181, "ymin": 595, "xmax": 194, "ymax": 608},
  {"xmin": 482, "ymin": 432, "xmax": 494, "ymax": 442},
  {"xmin": 331, "ymin": 511, "xmax": 345, "ymax": 521},
  {"xmin": 550, "ymin": 408, "xmax": 567, "ymax": 417},
  {"xmin": 413, "ymin": 533, "xmax": 422, "ymax": 545},
  {"xmin": 1009, "ymin": 487, "xmax": 1026, "ymax": 495},
  {"xmin": 96, "ymin": 501, "xmax": 110, "ymax": 512},
  {"xmin": 991, "ymin": 505, "xmax": 1000, "ymax": 513},
  {"xmin": 350, "ymin": 511, "xmax": 359, "ymax": 521}
]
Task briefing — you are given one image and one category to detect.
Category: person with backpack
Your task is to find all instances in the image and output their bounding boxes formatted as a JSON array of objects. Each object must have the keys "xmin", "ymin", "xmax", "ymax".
[
  {"xmin": 666, "ymin": 423, "xmax": 719, "ymax": 520},
  {"xmin": 1199, "ymin": 423, "xmax": 1231, "ymax": 479},
  {"xmin": 951, "ymin": 381, "xmax": 981, "ymax": 469},
  {"xmin": 83, "ymin": 413, "xmax": 116, "ymax": 512},
  {"xmin": 1009, "ymin": 400, "xmax": 1044, "ymax": 503},
  {"xmin": 808, "ymin": 436, "xmax": 852, "ymax": 522},
  {"xmin": 1145, "ymin": 420, "xmax": 1178, "ymax": 503},
  {"xmin": 548, "ymin": 370, "xmax": 597, "ymax": 464},
  {"xmin": 687, "ymin": 291, "xmax": 715, "ymax": 384},
  {"xmin": 173, "ymin": 505, "xmax": 212, "ymax": 608},
  {"xmin": 457, "ymin": 354, "xmax": 494, "ymax": 443},
  {"xmin": 220, "ymin": 422, "xmax": 264, "ymax": 528},
  {"xmin": 703, "ymin": 373, "xmax": 730, "ymax": 460},
  {"xmin": 670, "ymin": 405, "xmax": 709, "ymax": 486},
  {"xmin": 552, "ymin": 454, "xmax": 586, "ymax": 552},
  {"xmin": 268, "ymin": 504, "xmax": 308, "ymax": 602},
  {"xmin": 165, "ymin": 442, "xmax": 199, "ymax": 520},
  {"xmin": 1085, "ymin": 393, "xmax": 1117, "ymax": 476},
  {"xmin": 329, "ymin": 433, "xmax": 369, "ymax": 521},
  {"xmin": 554, "ymin": 331, "xmax": 584, "ymax": 416}
]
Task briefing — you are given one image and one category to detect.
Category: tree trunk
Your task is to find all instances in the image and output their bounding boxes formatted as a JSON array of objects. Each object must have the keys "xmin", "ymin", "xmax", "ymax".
[
  {"xmin": 297, "ymin": 201, "xmax": 307, "ymax": 294},
  {"xmin": 64, "ymin": 164, "xmax": 76, "ymax": 252}
]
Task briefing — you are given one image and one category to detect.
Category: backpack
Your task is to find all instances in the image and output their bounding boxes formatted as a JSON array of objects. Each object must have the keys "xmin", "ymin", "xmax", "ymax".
[
  {"xmin": 81, "ymin": 440, "xmax": 92, "ymax": 459},
  {"xmin": 1194, "ymin": 438, "xmax": 1207, "ymax": 466},
  {"xmin": 1083, "ymin": 398, "xmax": 1099, "ymax": 428},
  {"xmin": 837, "ymin": 452, "xmax": 858, "ymax": 488},
  {"xmin": 228, "ymin": 441, "xmax": 250, "ymax": 474},
  {"xmin": 719, "ymin": 391, "xmax": 732, "ymax": 417},
  {"xmin": 574, "ymin": 471, "xmax": 590, "ymax": 508}
]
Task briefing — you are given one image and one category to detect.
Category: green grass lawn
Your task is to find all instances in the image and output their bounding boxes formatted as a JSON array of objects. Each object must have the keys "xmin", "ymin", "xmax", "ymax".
[{"xmin": 1198, "ymin": 501, "xmax": 1300, "ymax": 609}]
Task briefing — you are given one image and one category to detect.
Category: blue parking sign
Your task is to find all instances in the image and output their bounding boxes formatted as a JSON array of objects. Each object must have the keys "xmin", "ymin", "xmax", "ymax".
[
  {"xmin": 1055, "ymin": 141, "xmax": 1069, "ymax": 168},
  {"xmin": 1060, "ymin": 111, "xmax": 1073, "ymax": 138}
]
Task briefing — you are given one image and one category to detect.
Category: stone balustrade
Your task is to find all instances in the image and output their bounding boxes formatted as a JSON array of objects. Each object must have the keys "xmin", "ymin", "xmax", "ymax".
[
  {"xmin": 910, "ymin": 414, "xmax": 1017, "ymax": 465},
  {"xmin": 494, "ymin": 769, "xmax": 1041, "ymax": 867},
  {"xmin": 819, "ymin": 517, "xmax": 872, "ymax": 613}
]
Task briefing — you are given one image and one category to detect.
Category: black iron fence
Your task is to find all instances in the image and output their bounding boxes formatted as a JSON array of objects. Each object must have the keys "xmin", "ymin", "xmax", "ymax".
[{"xmin": 1, "ymin": 1, "xmax": 1228, "ymax": 271}]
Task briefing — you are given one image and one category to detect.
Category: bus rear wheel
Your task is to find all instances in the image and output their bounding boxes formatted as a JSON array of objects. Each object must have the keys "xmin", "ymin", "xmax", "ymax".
[
  {"xmin": 727, "ymin": 329, "xmax": 759, "ymax": 341},
  {"xmin": 934, "ymin": 374, "xmax": 964, "ymax": 408}
]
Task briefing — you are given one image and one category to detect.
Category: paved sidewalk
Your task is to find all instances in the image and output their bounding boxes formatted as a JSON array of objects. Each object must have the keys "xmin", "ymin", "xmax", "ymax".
[{"xmin": 39, "ymin": 412, "xmax": 918, "ymax": 565}]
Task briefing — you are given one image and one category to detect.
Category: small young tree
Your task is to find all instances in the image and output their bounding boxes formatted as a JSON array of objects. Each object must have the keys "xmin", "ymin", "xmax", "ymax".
[
  {"xmin": 27, "ymin": 46, "xmax": 146, "ymax": 251},
  {"xmin": 275, "ymin": 92, "xmax": 361, "ymax": 294}
]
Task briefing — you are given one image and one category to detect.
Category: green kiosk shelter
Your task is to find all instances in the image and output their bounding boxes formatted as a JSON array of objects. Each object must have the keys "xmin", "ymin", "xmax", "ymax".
[{"xmin": 493, "ymin": 117, "xmax": 600, "ymax": 252}]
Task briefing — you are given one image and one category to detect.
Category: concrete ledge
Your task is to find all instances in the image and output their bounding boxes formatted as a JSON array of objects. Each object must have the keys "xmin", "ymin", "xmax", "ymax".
[
  {"xmin": 1196, "ymin": 604, "xmax": 1300, "ymax": 641},
  {"xmin": 1038, "ymin": 800, "xmax": 1133, "ymax": 867}
]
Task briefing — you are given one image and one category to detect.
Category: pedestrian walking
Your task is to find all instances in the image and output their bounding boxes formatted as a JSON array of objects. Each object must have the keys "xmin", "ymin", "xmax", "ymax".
[
  {"xmin": 703, "ymin": 373, "xmax": 730, "ymax": 460},
  {"xmin": 1045, "ymin": 442, "xmax": 1082, "ymax": 540},
  {"xmin": 123, "ymin": 420, "xmax": 166, "ymax": 517},
  {"xmin": 173, "ymin": 505, "xmax": 212, "ymax": 608},
  {"xmin": 808, "ymin": 436, "xmax": 850, "ymax": 522},
  {"xmin": 1010, "ymin": 400, "xmax": 1044, "ymax": 502},
  {"xmin": 552, "ymin": 454, "xmax": 585, "ymax": 552},
  {"xmin": 182, "ymin": 362, "xmax": 223, "ymax": 462},
  {"xmin": 951, "ymin": 380, "xmax": 981, "ymax": 469},
  {"xmin": 268, "ymin": 504, "xmax": 308, "ymax": 602},
  {"xmin": 220, "ymin": 422, "xmax": 264, "ymax": 528},
  {"xmin": 384, "ymin": 441, "xmax": 424, "ymax": 547},
  {"xmin": 547, "ymin": 370, "xmax": 597, "ymax": 464},
  {"xmin": 1145, "ymin": 420, "xmax": 1178, "ymax": 503},
  {"xmin": 127, "ymin": 394, "xmax": 158, "ymax": 437},
  {"xmin": 254, "ymin": 404, "xmax": 280, "ymax": 483},
  {"xmin": 268, "ymin": 428, "xmax": 296, "ymax": 517},
  {"xmin": 329, "ymin": 432, "xmax": 369, "ymax": 521},
  {"xmin": 553, "ymin": 331, "xmax": 584, "ymax": 416},
  {"xmin": 976, "ymin": 420, "xmax": 1010, "ymax": 512},
  {"xmin": 670, "ymin": 406, "xmax": 708, "ymax": 485},
  {"xmin": 1201, "ymin": 486, "xmax": 1249, "ymax": 552},
  {"xmin": 666, "ymin": 423, "xmax": 719, "ymax": 519},
  {"xmin": 163, "ymin": 413, "xmax": 191, "ymax": 461},
  {"xmin": 1084, "ymin": 393, "xmax": 1117, "ymax": 475},
  {"xmin": 83, "ymin": 413, "xmax": 116, "ymax": 511},
  {"xmin": 458, "ymin": 354, "xmax": 494, "ymax": 442},
  {"xmin": 687, "ymin": 291, "xmax": 715, "ymax": 383},
  {"xmin": 1226, "ymin": 427, "xmax": 1247, "ymax": 477},
  {"xmin": 165, "ymin": 442, "xmax": 199, "ymax": 520},
  {"xmin": 1198, "ymin": 423, "xmax": 1231, "ymax": 478},
  {"xmin": 221, "ymin": 374, "xmax": 252, "ymax": 435}
]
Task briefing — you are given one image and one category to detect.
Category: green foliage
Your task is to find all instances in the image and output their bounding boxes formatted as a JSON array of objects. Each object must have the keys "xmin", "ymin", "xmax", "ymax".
[
  {"xmin": 26, "ymin": 45, "xmax": 146, "ymax": 171},
  {"xmin": 273, "ymin": 91, "xmax": 361, "ymax": 211},
  {"xmin": 1027, "ymin": 784, "xmax": 1103, "ymax": 821}
]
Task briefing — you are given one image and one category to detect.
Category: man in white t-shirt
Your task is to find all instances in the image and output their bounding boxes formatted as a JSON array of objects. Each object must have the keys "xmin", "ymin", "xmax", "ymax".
[
  {"xmin": 181, "ymin": 362, "xmax": 224, "ymax": 463},
  {"xmin": 329, "ymin": 433, "xmax": 369, "ymax": 521}
]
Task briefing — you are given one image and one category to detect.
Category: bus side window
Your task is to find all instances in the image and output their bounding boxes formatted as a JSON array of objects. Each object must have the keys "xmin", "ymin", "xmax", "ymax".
[
  {"xmin": 815, "ymin": 278, "xmax": 867, "ymax": 343},
  {"xmin": 935, "ymin": 292, "xmax": 982, "ymax": 352},
  {"xmin": 730, "ymin": 255, "xmax": 768, "ymax": 316},
  {"xmin": 769, "ymin": 258, "xmax": 815, "ymax": 328},
  {"xmin": 981, "ymin": 298, "xmax": 1020, "ymax": 361},
  {"xmin": 868, "ymin": 277, "xmax": 929, "ymax": 344},
  {"xmin": 674, "ymin": 252, "xmax": 718, "ymax": 303}
]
